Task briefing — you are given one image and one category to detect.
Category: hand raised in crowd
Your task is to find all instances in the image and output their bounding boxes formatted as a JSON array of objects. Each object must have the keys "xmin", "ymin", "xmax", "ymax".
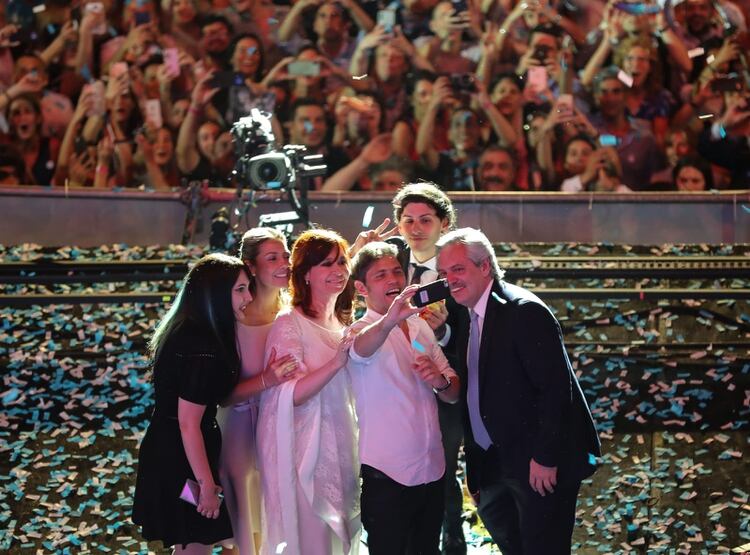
[
  {"xmin": 68, "ymin": 149, "xmax": 96, "ymax": 185},
  {"xmin": 72, "ymin": 85, "xmax": 96, "ymax": 122},
  {"xmin": 349, "ymin": 218, "xmax": 399, "ymax": 257},
  {"xmin": 360, "ymin": 133, "xmax": 393, "ymax": 165},
  {"xmin": 0, "ymin": 24, "xmax": 20, "ymax": 48},
  {"xmin": 97, "ymin": 134, "xmax": 115, "ymax": 167},
  {"xmin": 262, "ymin": 56, "xmax": 296, "ymax": 85},
  {"xmin": 261, "ymin": 347, "xmax": 301, "ymax": 387},
  {"xmin": 601, "ymin": 1, "xmax": 625, "ymax": 43},
  {"xmin": 718, "ymin": 95, "xmax": 750, "ymax": 138},
  {"xmin": 79, "ymin": 4, "xmax": 107, "ymax": 37},
  {"xmin": 359, "ymin": 24, "xmax": 392, "ymax": 52},
  {"xmin": 190, "ymin": 72, "xmax": 220, "ymax": 108},
  {"xmin": 7, "ymin": 71, "xmax": 48, "ymax": 99},
  {"xmin": 106, "ymin": 71, "xmax": 130, "ymax": 104},
  {"xmin": 136, "ymin": 130, "xmax": 156, "ymax": 164},
  {"xmin": 711, "ymin": 38, "xmax": 740, "ymax": 70},
  {"xmin": 429, "ymin": 76, "xmax": 456, "ymax": 110}
]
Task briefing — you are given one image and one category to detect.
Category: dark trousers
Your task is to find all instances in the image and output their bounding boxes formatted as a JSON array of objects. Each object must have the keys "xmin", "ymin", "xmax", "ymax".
[
  {"xmin": 361, "ymin": 464, "xmax": 445, "ymax": 555},
  {"xmin": 438, "ymin": 400, "xmax": 465, "ymax": 537},
  {"xmin": 476, "ymin": 448, "xmax": 581, "ymax": 555}
]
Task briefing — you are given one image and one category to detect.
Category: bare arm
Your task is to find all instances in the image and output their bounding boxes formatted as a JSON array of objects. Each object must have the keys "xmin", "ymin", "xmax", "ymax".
[
  {"xmin": 340, "ymin": 0, "xmax": 374, "ymax": 32},
  {"xmin": 278, "ymin": 0, "xmax": 320, "ymax": 42},
  {"xmin": 222, "ymin": 348, "xmax": 300, "ymax": 406},
  {"xmin": 417, "ymin": 78, "xmax": 453, "ymax": 171},
  {"xmin": 322, "ymin": 133, "xmax": 392, "ymax": 191},
  {"xmin": 293, "ymin": 338, "xmax": 353, "ymax": 406},
  {"xmin": 178, "ymin": 399, "xmax": 222, "ymax": 518}
]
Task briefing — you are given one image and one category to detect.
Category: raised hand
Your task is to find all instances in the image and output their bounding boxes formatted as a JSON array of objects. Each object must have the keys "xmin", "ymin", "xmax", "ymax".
[
  {"xmin": 349, "ymin": 218, "xmax": 400, "ymax": 257},
  {"xmin": 382, "ymin": 284, "xmax": 422, "ymax": 330}
]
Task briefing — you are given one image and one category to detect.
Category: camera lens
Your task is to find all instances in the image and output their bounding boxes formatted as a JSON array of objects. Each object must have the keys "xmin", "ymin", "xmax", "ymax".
[{"xmin": 258, "ymin": 162, "xmax": 279, "ymax": 181}]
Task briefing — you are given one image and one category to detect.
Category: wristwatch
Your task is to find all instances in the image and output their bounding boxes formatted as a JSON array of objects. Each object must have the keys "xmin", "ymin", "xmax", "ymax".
[{"xmin": 433, "ymin": 375, "xmax": 452, "ymax": 393}]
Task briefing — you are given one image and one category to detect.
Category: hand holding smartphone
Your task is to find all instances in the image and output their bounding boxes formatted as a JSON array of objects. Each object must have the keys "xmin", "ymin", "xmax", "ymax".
[{"xmin": 412, "ymin": 279, "xmax": 451, "ymax": 308}]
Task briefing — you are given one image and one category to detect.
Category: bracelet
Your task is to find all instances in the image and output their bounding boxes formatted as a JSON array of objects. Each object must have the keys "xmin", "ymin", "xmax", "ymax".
[
  {"xmin": 96, "ymin": 164, "xmax": 109, "ymax": 174},
  {"xmin": 188, "ymin": 105, "xmax": 201, "ymax": 115},
  {"xmin": 433, "ymin": 375, "xmax": 452, "ymax": 393}
]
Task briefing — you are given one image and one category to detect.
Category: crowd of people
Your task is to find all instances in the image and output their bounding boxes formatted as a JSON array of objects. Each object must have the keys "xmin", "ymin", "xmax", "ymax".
[
  {"xmin": 132, "ymin": 182, "xmax": 601, "ymax": 555},
  {"xmin": 1, "ymin": 0, "xmax": 749, "ymax": 192}
]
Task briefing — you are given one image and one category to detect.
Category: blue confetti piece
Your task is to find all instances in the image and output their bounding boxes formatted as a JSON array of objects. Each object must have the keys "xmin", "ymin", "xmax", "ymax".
[
  {"xmin": 1, "ymin": 388, "xmax": 20, "ymax": 405},
  {"xmin": 411, "ymin": 339, "xmax": 426, "ymax": 353},
  {"xmin": 742, "ymin": 205, "xmax": 750, "ymax": 214}
]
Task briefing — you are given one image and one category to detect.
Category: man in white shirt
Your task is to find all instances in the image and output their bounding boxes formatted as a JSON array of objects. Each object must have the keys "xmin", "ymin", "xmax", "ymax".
[{"xmin": 348, "ymin": 242, "xmax": 460, "ymax": 554}]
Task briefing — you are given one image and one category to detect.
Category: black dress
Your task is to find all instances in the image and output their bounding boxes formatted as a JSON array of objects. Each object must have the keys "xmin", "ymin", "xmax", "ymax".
[{"xmin": 132, "ymin": 323, "xmax": 238, "ymax": 547}]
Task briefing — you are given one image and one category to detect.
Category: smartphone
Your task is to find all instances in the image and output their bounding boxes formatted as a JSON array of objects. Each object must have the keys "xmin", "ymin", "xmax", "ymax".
[
  {"xmin": 83, "ymin": 80, "xmax": 106, "ymax": 117},
  {"xmin": 209, "ymin": 71, "xmax": 243, "ymax": 88},
  {"xmin": 85, "ymin": 2, "xmax": 107, "ymax": 35},
  {"xmin": 527, "ymin": 66, "xmax": 548, "ymax": 93},
  {"xmin": 712, "ymin": 75, "xmax": 743, "ymax": 93},
  {"xmin": 452, "ymin": 0, "xmax": 468, "ymax": 14},
  {"xmin": 412, "ymin": 279, "xmax": 451, "ymax": 308},
  {"xmin": 163, "ymin": 47, "xmax": 181, "ymax": 78},
  {"xmin": 557, "ymin": 94, "xmax": 574, "ymax": 118},
  {"xmin": 134, "ymin": 11, "xmax": 151, "ymax": 26},
  {"xmin": 376, "ymin": 9, "xmax": 396, "ymax": 33},
  {"xmin": 614, "ymin": 1, "xmax": 661, "ymax": 15},
  {"xmin": 144, "ymin": 99, "xmax": 163, "ymax": 128},
  {"xmin": 287, "ymin": 60, "xmax": 321, "ymax": 77},
  {"xmin": 599, "ymin": 134, "xmax": 620, "ymax": 147}
]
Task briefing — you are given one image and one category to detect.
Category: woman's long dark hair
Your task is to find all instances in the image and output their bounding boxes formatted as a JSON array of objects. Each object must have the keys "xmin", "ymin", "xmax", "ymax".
[{"xmin": 150, "ymin": 253, "xmax": 249, "ymax": 372}]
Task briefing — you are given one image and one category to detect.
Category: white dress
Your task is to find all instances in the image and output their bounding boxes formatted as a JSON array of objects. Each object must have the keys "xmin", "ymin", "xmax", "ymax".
[
  {"xmin": 257, "ymin": 308, "xmax": 360, "ymax": 555},
  {"xmin": 217, "ymin": 321, "xmax": 273, "ymax": 555}
]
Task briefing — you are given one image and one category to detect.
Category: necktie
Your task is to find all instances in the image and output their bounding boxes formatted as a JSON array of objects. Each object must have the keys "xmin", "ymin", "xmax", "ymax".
[
  {"xmin": 468, "ymin": 309, "xmax": 493, "ymax": 450},
  {"xmin": 410, "ymin": 263, "xmax": 429, "ymax": 285}
]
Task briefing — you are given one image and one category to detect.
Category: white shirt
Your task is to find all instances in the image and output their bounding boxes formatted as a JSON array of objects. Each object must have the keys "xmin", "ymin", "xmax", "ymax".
[
  {"xmin": 348, "ymin": 309, "xmax": 456, "ymax": 486},
  {"xmin": 469, "ymin": 280, "xmax": 495, "ymax": 359},
  {"xmin": 407, "ymin": 251, "xmax": 438, "ymax": 284},
  {"xmin": 408, "ymin": 252, "xmax": 452, "ymax": 347}
]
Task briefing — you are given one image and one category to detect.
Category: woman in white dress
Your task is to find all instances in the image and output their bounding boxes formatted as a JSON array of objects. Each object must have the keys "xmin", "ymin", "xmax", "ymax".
[
  {"xmin": 258, "ymin": 229, "xmax": 360, "ymax": 555},
  {"xmin": 219, "ymin": 228, "xmax": 299, "ymax": 555}
]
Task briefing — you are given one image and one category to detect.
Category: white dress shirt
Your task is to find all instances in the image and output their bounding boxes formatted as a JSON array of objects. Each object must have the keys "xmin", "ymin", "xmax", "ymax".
[
  {"xmin": 408, "ymin": 252, "xmax": 451, "ymax": 347},
  {"xmin": 468, "ymin": 280, "xmax": 495, "ymax": 368},
  {"xmin": 348, "ymin": 309, "xmax": 457, "ymax": 486}
]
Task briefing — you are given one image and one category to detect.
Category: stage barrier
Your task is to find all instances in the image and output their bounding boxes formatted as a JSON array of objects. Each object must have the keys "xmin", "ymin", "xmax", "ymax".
[{"xmin": 2, "ymin": 186, "xmax": 749, "ymax": 247}]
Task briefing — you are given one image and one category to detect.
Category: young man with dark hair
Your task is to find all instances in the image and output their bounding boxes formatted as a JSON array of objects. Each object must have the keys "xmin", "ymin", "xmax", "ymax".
[
  {"xmin": 348, "ymin": 241, "xmax": 459, "ymax": 554},
  {"xmin": 388, "ymin": 182, "xmax": 467, "ymax": 554}
]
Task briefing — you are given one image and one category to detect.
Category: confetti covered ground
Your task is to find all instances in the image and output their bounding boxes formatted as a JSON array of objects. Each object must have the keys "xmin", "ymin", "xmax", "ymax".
[{"xmin": 2, "ymin": 243, "xmax": 749, "ymax": 554}]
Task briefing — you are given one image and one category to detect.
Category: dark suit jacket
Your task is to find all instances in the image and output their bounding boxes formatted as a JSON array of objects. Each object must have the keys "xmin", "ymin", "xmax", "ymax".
[{"xmin": 455, "ymin": 279, "xmax": 601, "ymax": 493}]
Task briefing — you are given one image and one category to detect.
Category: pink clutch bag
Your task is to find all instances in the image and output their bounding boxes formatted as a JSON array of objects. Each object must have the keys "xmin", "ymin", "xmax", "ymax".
[{"xmin": 179, "ymin": 479, "xmax": 200, "ymax": 506}]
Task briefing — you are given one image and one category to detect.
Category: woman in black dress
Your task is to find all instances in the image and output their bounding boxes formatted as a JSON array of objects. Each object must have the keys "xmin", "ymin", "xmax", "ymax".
[{"xmin": 133, "ymin": 253, "xmax": 252, "ymax": 553}]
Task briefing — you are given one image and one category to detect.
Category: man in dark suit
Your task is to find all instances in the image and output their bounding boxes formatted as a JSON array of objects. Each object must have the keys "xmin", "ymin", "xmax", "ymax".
[{"xmin": 435, "ymin": 227, "xmax": 600, "ymax": 554}]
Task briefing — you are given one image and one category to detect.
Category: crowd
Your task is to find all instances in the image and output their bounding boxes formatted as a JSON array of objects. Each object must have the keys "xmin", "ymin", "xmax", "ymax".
[
  {"xmin": 0, "ymin": 0, "xmax": 749, "ymax": 192},
  {"xmin": 131, "ymin": 182, "xmax": 600, "ymax": 555}
]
